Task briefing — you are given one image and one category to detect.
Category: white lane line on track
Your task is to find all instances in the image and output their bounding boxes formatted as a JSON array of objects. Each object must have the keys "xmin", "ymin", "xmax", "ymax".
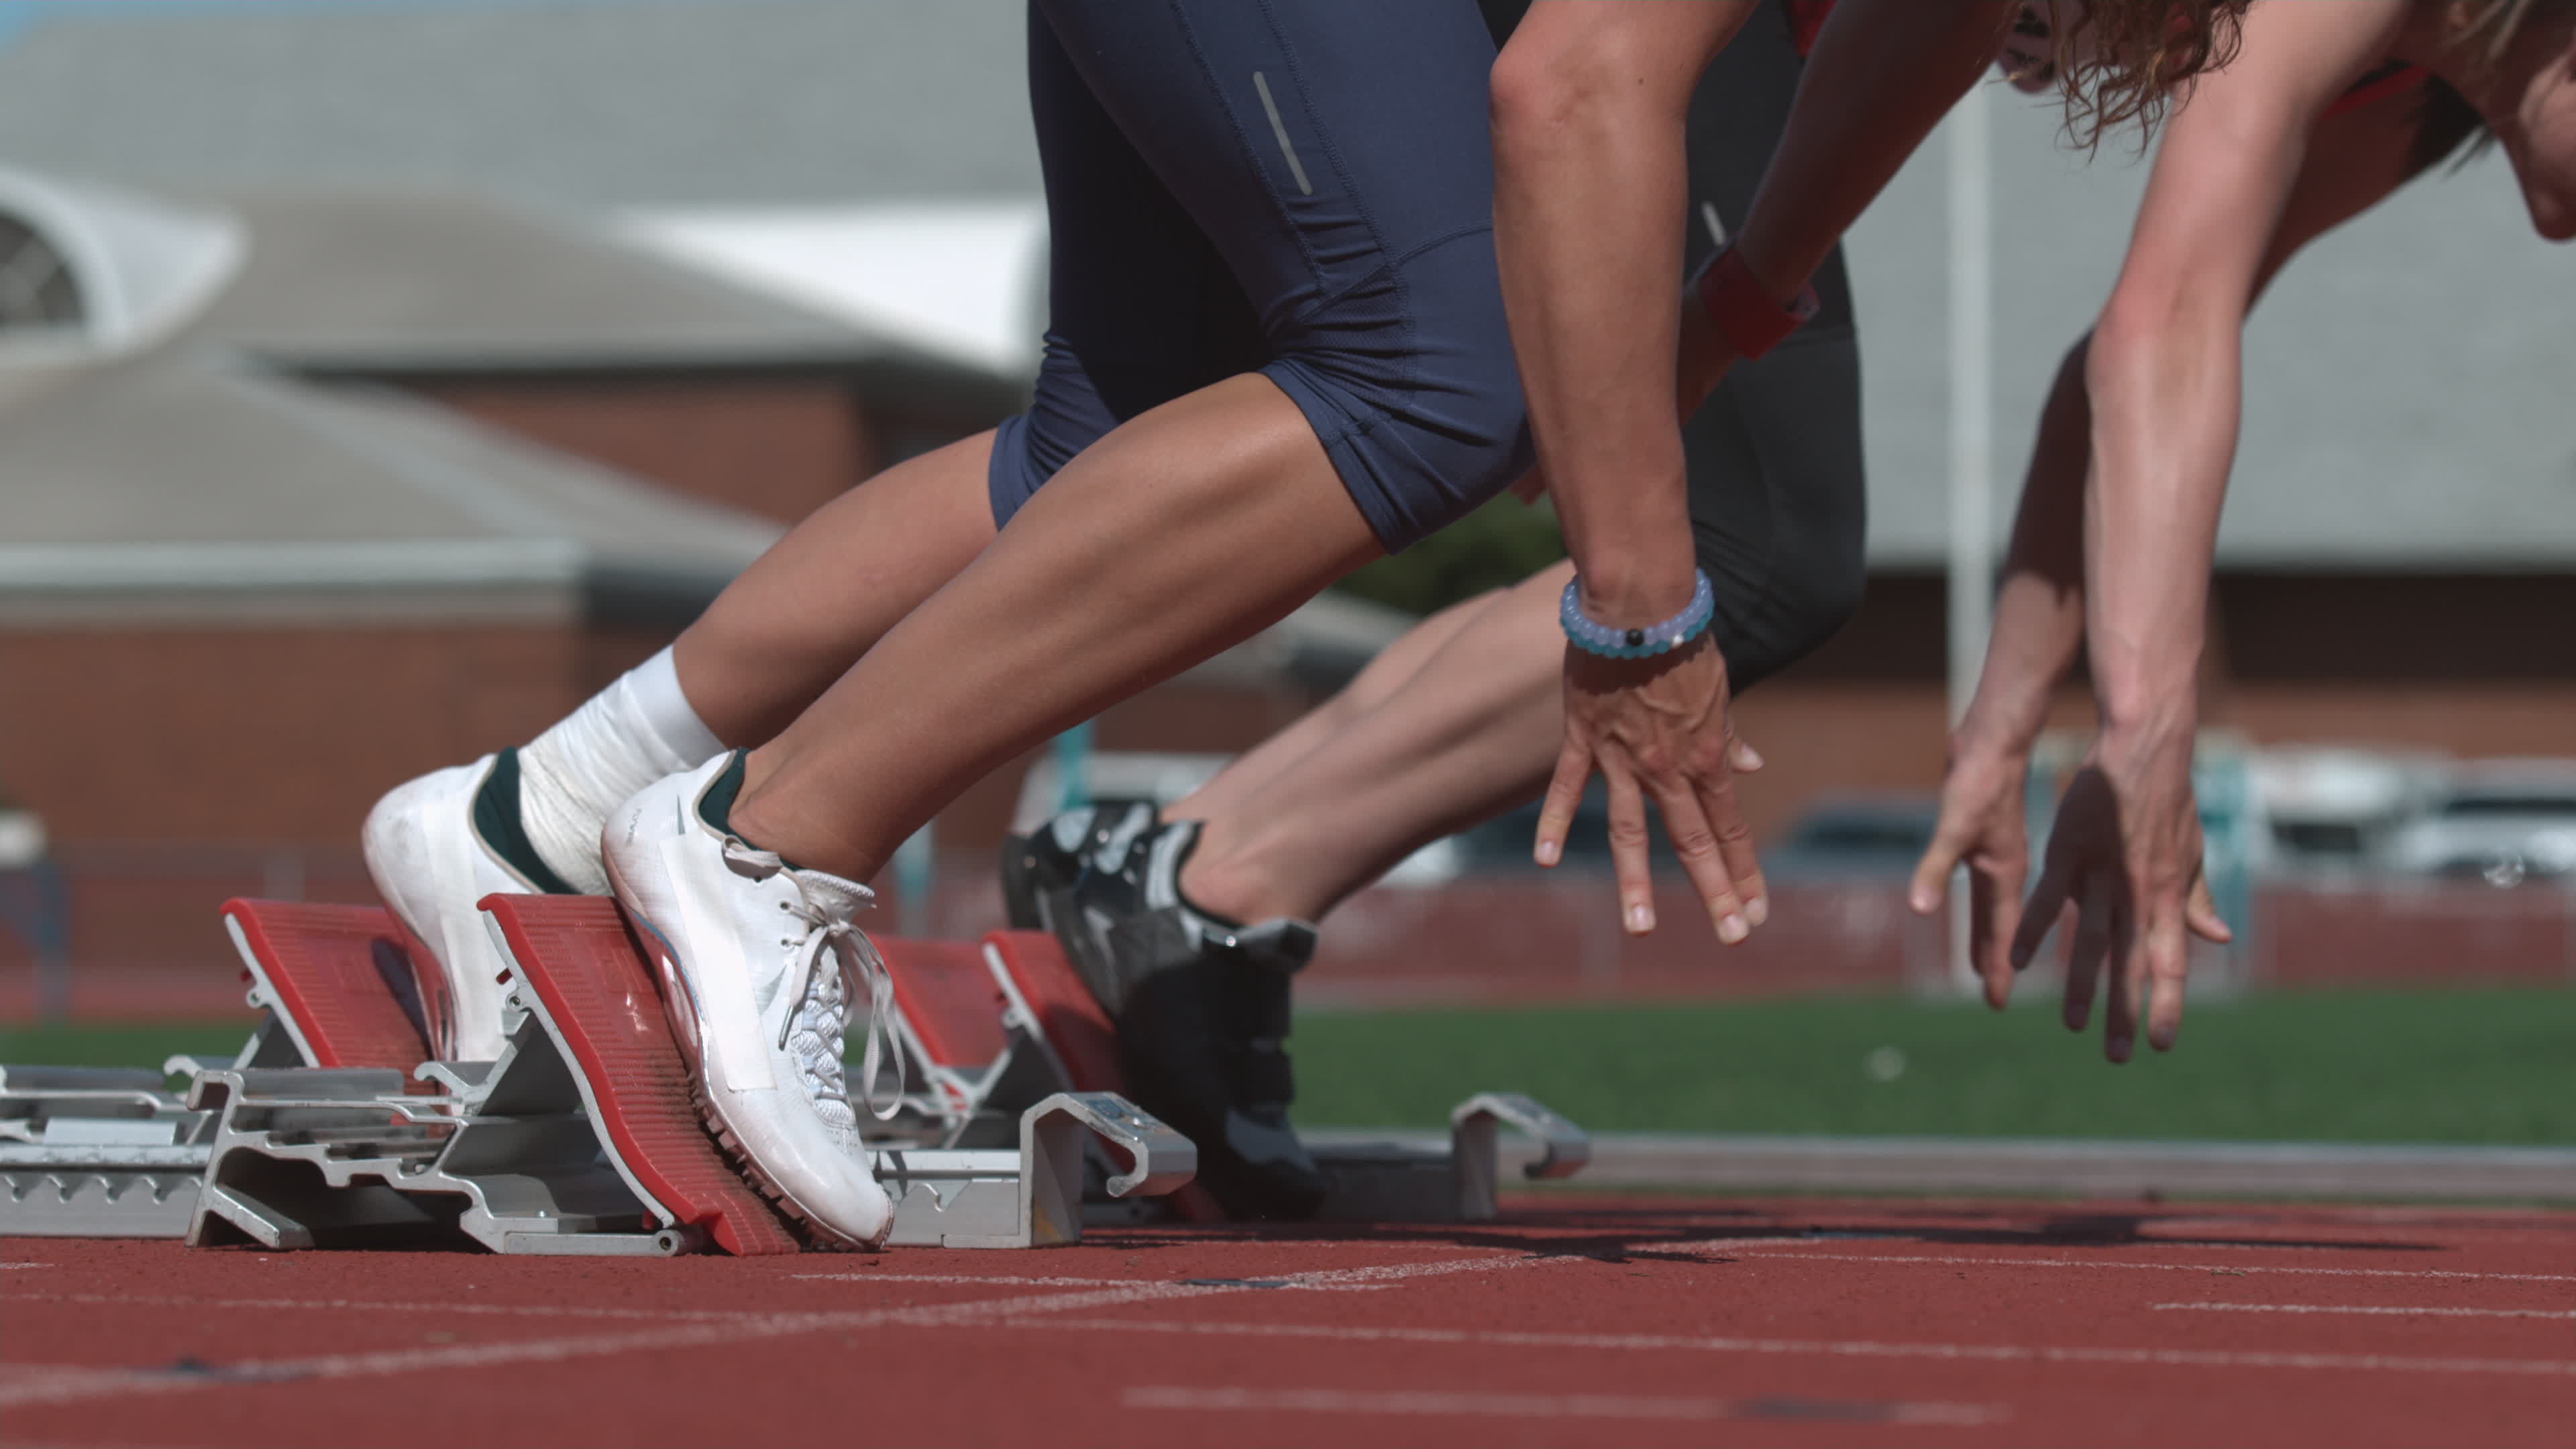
[
  {"xmin": 1123, "ymin": 1385, "xmax": 2008, "ymax": 1428},
  {"xmin": 0, "ymin": 1250, "xmax": 1570, "ymax": 1411},
  {"xmin": 1705, "ymin": 1249, "xmax": 2576, "ymax": 1285},
  {"xmin": 790, "ymin": 1271, "xmax": 1391, "ymax": 1292},
  {"xmin": 1030, "ymin": 1315, "xmax": 2576, "ymax": 1378},
  {"xmin": 1, "ymin": 1292, "xmax": 766, "ymax": 1323},
  {"xmin": 792, "ymin": 1273, "xmax": 1139, "ymax": 1287},
  {"xmin": 2154, "ymin": 1302, "xmax": 2576, "ymax": 1321}
]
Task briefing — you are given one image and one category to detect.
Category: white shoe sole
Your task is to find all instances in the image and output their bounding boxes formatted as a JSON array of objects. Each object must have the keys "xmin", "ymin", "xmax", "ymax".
[{"xmin": 604, "ymin": 831, "xmax": 892, "ymax": 1251}]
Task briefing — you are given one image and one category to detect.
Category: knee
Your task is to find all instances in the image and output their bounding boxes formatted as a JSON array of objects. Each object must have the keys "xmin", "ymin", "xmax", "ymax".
[
  {"xmin": 1770, "ymin": 525, "xmax": 1868, "ymax": 665},
  {"xmin": 1715, "ymin": 512, "xmax": 1866, "ymax": 690},
  {"xmin": 1796, "ymin": 542, "xmax": 1868, "ymax": 655}
]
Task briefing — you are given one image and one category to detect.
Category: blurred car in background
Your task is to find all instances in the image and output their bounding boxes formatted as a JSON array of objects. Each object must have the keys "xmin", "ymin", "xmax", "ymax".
[
  {"xmin": 2389, "ymin": 760, "xmax": 2576, "ymax": 888},
  {"xmin": 2250, "ymin": 745, "xmax": 2445, "ymax": 871}
]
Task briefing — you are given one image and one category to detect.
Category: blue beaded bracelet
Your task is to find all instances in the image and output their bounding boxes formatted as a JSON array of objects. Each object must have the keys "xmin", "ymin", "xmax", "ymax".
[{"xmin": 1559, "ymin": 569, "xmax": 1715, "ymax": 659}]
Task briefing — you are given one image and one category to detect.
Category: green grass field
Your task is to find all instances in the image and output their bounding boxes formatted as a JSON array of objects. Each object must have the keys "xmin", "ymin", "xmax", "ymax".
[
  {"xmin": 7, "ymin": 987, "xmax": 2569, "ymax": 1145},
  {"xmin": 1288, "ymin": 989, "xmax": 2576, "ymax": 1145}
]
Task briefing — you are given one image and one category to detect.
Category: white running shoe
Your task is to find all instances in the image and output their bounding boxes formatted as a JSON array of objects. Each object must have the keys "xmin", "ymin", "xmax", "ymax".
[
  {"xmin": 362, "ymin": 753, "xmax": 547, "ymax": 1061},
  {"xmin": 601, "ymin": 755, "xmax": 897, "ymax": 1250}
]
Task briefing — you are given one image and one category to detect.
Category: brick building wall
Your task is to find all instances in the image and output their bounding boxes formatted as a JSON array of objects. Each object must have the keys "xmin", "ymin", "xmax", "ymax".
[
  {"xmin": 413, "ymin": 376, "xmax": 886, "ymax": 525},
  {"xmin": 11, "ymin": 564, "xmax": 2575, "ymax": 856},
  {"xmin": 0, "ymin": 622, "xmax": 667, "ymax": 846}
]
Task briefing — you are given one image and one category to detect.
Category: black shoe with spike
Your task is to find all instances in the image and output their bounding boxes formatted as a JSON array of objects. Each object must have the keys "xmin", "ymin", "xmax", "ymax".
[{"xmin": 1004, "ymin": 802, "xmax": 1330, "ymax": 1221}]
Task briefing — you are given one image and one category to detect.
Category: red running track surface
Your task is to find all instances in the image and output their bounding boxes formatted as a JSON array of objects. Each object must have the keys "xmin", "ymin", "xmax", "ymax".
[{"xmin": 5, "ymin": 1193, "xmax": 2571, "ymax": 1448}]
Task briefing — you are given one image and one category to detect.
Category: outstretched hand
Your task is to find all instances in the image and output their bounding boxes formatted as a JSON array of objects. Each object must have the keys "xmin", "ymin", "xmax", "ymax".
[
  {"xmin": 2010, "ymin": 730, "xmax": 2231, "ymax": 1062},
  {"xmin": 1908, "ymin": 738, "xmax": 2036, "ymax": 1010},
  {"xmin": 1536, "ymin": 635, "xmax": 1766, "ymax": 944}
]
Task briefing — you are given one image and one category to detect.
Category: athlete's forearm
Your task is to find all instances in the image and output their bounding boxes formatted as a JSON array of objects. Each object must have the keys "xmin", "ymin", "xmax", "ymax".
[
  {"xmin": 1960, "ymin": 337, "xmax": 2093, "ymax": 755},
  {"xmin": 2083, "ymin": 292, "xmax": 2237, "ymax": 739},
  {"xmin": 1732, "ymin": 0, "xmax": 2010, "ymax": 307},
  {"xmin": 2080, "ymin": 0, "xmax": 2406, "ymax": 737},
  {"xmin": 1490, "ymin": 1, "xmax": 1755, "ymax": 625}
]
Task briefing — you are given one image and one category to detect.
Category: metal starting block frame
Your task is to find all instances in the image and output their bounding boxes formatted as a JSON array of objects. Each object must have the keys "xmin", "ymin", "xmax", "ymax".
[
  {"xmin": 180, "ymin": 894, "xmax": 1192, "ymax": 1254},
  {"xmin": 1, "ymin": 1064, "xmax": 217, "ymax": 1238},
  {"xmin": 3, "ymin": 901, "xmax": 438, "ymax": 1241},
  {"xmin": 925, "ymin": 930, "xmax": 1595, "ymax": 1226},
  {"xmin": 1307, "ymin": 1093, "xmax": 1591, "ymax": 1223},
  {"xmin": 6, "ymin": 890, "xmax": 1584, "ymax": 1247}
]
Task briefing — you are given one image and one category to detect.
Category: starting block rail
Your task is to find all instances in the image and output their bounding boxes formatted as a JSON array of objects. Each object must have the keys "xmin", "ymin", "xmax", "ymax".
[
  {"xmin": 1, "ymin": 1064, "xmax": 216, "ymax": 1237},
  {"xmin": 5, "ymin": 894, "xmax": 1584, "ymax": 1250},
  {"xmin": 1308, "ymin": 1092, "xmax": 1593, "ymax": 1223},
  {"xmin": 2, "ymin": 899, "xmax": 439, "ymax": 1241}
]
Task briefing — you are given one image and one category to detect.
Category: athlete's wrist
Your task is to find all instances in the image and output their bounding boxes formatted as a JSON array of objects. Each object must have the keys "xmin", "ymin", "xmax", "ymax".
[
  {"xmin": 1691, "ymin": 243, "xmax": 1818, "ymax": 360},
  {"xmin": 1674, "ymin": 294, "xmax": 1738, "ymax": 414},
  {"xmin": 1953, "ymin": 692, "xmax": 2047, "ymax": 765},
  {"xmin": 1563, "ymin": 569, "xmax": 1713, "ymax": 659},
  {"xmin": 2096, "ymin": 685, "xmax": 2198, "ymax": 756},
  {"xmin": 1570, "ymin": 547, "xmax": 1701, "ymax": 626}
]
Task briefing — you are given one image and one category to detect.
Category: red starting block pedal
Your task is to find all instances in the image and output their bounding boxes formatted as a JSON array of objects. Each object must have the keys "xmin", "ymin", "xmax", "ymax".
[
  {"xmin": 981, "ymin": 929, "xmax": 1122, "ymax": 1093},
  {"xmin": 219, "ymin": 900, "xmax": 433, "ymax": 1076},
  {"xmin": 478, "ymin": 894, "xmax": 803, "ymax": 1257},
  {"xmin": 877, "ymin": 936, "xmax": 1012, "ymax": 1119}
]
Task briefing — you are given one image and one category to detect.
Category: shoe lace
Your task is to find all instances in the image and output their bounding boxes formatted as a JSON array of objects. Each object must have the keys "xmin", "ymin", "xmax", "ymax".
[{"xmin": 725, "ymin": 840, "xmax": 904, "ymax": 1124}]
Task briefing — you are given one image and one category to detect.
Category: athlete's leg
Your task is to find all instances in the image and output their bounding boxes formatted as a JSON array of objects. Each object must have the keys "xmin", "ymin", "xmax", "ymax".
[
  {"xmin": 674, "ymin": 0, "xmax": 1285, "ymax": 753},
  {"xmin": 671, "ymin": 435, "xmax": 1000, "ymax": 749},
  {"xmin": 1171, "ymin": 582, "xmax": 1513, "ymax": 826},
  {"xmin": 737, "ymin": 376, "xmax": 1381, "ymax": 871},
  {"xmin": 498, "ymin": 437, "xmax": 1002, "ymax": 899},
  {"xmin": 596, "ymin": 0, "xmax": 1523, "ymax": 1224},
  {"xmin": 1178, "ymin": 562, "xmax": 1571, "ymax": 923},
  {"xmin": 364, "ymin": 5, "xmax": 1255, "ymax": 1053},
  {"xmin": 728, "ymin": 0, "xmax": 1529, "ymax": 881}
]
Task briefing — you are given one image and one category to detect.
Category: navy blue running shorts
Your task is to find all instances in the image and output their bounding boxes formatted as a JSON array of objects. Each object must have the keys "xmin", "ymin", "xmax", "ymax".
[{"xmin": 989, "ymin": 0, "xmax": 1533, "ymax": 554}]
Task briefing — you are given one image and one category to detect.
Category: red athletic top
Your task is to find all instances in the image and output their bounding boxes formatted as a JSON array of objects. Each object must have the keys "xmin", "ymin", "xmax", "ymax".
[
  {"xmin": 1786, "ymin": 0, "xmax": 1832, "ymax": 58},
  {"xmin": 2325, "ymin": 60, "xmax": 2432, "ymax": 118}
]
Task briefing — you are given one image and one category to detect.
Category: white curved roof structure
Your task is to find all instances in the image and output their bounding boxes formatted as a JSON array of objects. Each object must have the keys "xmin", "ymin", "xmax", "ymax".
[
  {"xmin": 0, "ymin": 166, "xmax": 242, "ymax": 355},
  {"xmin": 618, "ymin": 201, "xmax": 1048, "ymax": 375}
]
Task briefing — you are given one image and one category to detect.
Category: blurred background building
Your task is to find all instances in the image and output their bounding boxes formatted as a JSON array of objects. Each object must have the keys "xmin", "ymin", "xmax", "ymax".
[{"xmin": 0, "ymin": 0, "xmax": 2570, "ymax": 1009}]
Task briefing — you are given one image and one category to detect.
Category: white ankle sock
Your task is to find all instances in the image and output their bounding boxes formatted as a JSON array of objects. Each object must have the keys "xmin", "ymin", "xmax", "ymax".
[{"xmin": 518, "ymin": 647, "xmax": 725, "ymax": 894}]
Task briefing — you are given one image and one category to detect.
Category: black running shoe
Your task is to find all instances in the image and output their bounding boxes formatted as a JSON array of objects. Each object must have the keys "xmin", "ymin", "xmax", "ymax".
[{"xmin": 1003, "ymin": 802, "xmax": 1331, "ymax": 1220}]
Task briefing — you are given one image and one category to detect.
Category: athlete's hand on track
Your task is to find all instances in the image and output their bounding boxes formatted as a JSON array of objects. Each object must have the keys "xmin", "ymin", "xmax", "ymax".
[
  {"xmin": 2008, "ymin": 727, "xmax": 2231, "ymax": 1062},
  {"xmin": 1536, "ymin": 635, "xmax": 1766, "ymax": 945},
  {"xmin": 1907, "ymin": 733, "xmax": 2036, "ymax": 1010}
]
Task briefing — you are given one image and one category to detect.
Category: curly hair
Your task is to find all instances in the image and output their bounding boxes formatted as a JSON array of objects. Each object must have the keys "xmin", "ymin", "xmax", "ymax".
[
  {"xmin": 2043, "ymin": 0, "xmax": 2253, "ymax": 148},
  {"xmin": 2448, "ymin": 0, "xmax": 2576, "ymax": 74}
]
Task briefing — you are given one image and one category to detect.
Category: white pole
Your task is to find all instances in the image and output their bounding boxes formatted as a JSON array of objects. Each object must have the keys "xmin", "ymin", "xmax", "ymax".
[{"xmin": 1945, "ymin": 80, "xmax": 1994, "ymax": 993}]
